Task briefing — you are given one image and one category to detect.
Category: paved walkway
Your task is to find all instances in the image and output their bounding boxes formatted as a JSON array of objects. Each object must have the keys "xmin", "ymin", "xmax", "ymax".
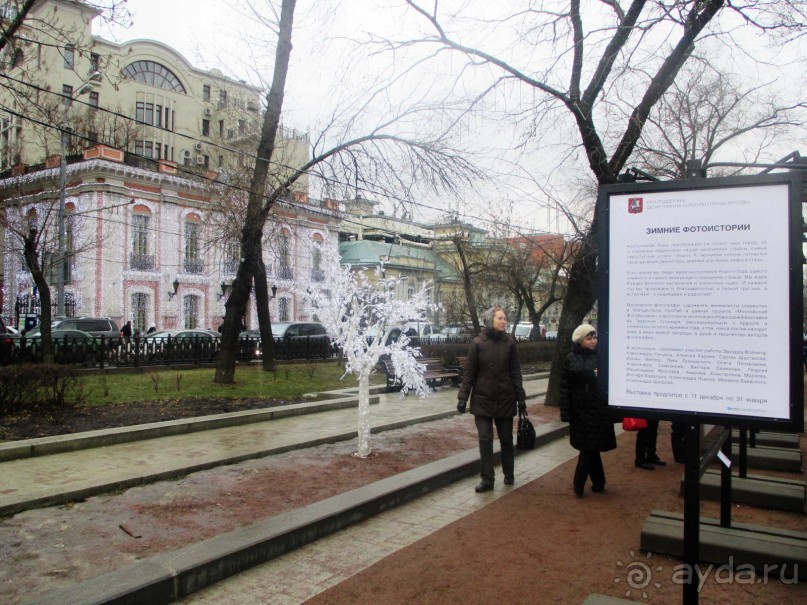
[
  {"xmin": 0, "ymin": 377, "xmax": 547, "ymax": 517},
  {"xmin": 183, "ymin": 422, "xmax": 578, "ymax": 604}
]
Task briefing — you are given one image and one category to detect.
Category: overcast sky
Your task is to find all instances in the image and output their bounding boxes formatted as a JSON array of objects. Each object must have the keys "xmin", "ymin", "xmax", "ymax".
[{"xmin": 98, "ymin": 1, "xmax": 805, "ymax": 235}]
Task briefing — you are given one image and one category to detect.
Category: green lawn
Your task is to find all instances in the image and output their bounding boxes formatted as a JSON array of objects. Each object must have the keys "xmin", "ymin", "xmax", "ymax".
[{"xmin": 80, "ymin": 363, "xmax": 383, "ymax": 407}]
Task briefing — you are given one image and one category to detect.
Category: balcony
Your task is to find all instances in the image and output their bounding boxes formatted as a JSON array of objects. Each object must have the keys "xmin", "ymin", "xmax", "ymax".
[
  {"xmin": 184, "ymin": 257, "xmax": 205, "ymax": 274},
  {"xmin": 130, "ymin": 253, "xmax": 155, "ymax": 272},
  {"xmin": 222, "ymin": 259, "xmax": 240, "ymax": 274},
  {"xmin": 311, "ymin": 269, "xmax": 325, "ymax": 282},
  {"xmin": 277, "ymin": 266, "xmax": 294, "ymax": 280}
]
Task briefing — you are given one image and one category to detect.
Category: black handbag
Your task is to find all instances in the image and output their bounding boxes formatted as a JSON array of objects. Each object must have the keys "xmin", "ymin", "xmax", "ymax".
[{"xmin": 516, "ymin": 409, "xmax": 536, "ymax": 451}]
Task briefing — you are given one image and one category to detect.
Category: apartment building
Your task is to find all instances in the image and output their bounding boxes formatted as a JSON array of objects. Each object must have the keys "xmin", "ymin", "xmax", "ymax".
[{"xmin": 0, "ymin": 0, "xmax": 335, "ymax": 331}]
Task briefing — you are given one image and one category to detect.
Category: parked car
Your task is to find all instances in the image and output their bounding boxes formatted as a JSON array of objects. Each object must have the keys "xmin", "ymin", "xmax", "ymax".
[
  {"xmin": 50, "ymin": 317, "xmax": 122, "ymax": 344},
  {"xmin": 513, "ymin": 323, "xmax": 539, "ymax": 341},
  {"xmin": 20, "ymin": 329, "xmax": 102, "ymax": 366},
  {"xmin": 271, "ymin": 322, "xmax": 332, "ymax": 359},
  {"xmin": 402, "ymin": 320, "xmax": 434, "ymax": 338},
  {"xmin": 0, "ymin": 316, "xmax": 19, "ymax": 365},
  {"xmin": 142, "ymin": 329, "xmax": 220, "ymax": 362}
]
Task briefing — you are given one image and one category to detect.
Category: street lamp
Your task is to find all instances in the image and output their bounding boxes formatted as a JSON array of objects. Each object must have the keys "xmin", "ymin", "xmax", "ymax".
[{"xmin": 56, "ymin": 70, "xmax": 102, "ymax": 317}]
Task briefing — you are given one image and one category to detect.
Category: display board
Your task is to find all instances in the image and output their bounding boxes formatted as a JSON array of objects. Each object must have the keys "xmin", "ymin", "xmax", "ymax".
[{"xmin": 598, "ymin": 173, "xmax": 803, "ymax": 431}]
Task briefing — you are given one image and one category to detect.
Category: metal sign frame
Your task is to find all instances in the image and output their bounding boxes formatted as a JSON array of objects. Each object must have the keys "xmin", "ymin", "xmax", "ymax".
[{"xmin": 597, "ymin": 172, "xmax": 804, "ymax": 432}]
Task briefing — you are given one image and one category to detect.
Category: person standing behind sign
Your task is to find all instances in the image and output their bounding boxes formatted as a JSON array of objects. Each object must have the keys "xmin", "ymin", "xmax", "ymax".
[
  {"xmin": 559, "ymin": 324, "xmax": 616, "ymax": 498},
  {"xmin": 457, "ymin": 306, "xmax": 527, "ymax": 493}
]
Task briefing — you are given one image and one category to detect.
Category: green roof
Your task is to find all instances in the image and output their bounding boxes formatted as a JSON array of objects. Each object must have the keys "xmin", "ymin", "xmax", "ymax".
[{"xmin": 339, "ymin": 240, "xmax": 461, "ymax": 283}]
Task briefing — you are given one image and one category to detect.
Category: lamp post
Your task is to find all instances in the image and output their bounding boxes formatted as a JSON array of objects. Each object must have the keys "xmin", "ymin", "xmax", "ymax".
[{"xmin": 56, "ymin": 71, "xmax": 102, "ymax": 317}]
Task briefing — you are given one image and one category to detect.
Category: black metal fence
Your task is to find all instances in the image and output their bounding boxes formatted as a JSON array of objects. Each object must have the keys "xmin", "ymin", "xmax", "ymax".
[{"xmin": 7, "ymin": 334, "xmax": 336, "ymax": 368}]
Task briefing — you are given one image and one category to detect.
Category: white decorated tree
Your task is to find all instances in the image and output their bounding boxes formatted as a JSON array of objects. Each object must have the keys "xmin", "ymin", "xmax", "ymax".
[{"xmin": 300, "ymin": 248, "xmax": 431, "ymax": 458}]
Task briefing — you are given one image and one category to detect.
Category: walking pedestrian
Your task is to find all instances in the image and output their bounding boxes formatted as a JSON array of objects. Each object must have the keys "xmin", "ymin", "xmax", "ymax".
[
  {"xmin": 559, "ymin": 324, "xmax": 616, "ymax": 498},
  {"xmin": 457, "ymin": 306, "xmax": 527, "ymax": 493}
]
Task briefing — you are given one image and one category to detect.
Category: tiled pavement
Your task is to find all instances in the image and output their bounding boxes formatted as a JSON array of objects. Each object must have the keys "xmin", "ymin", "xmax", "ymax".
[
  {"xmin": 0, "ymin": 376, "xmax": 547, "ymax": 519},
  {"xmin": 183, "ymin": 429, "xmax": 578, "ymax": 604},
  {"xmin": 3, "ymin": 375, "xmax": 560, "ymax": 604}
]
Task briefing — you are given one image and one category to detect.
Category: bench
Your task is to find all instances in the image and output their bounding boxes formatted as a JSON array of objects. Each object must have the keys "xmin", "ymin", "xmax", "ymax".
[
  {"xmin": 379, "ymin": 357, "xmax": 461, "ymax": 392},
  {"xmin": 445, "ymin": 356, "xmax": 467, "ymax": 379}
]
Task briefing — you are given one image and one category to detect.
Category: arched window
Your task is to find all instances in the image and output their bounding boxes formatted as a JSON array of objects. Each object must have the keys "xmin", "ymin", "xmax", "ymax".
[
  {"xmin": 278, "ymin": 296, "xmax": 290, "ymax": 322},
  {"xmin": 183, "ymin": 294, "xmax": 200, "ymax": 329},
  {"xmin": 131, "ymin": 292, "xmax": 149, "ymax": 333},
  {"xmin": 122, "ymin": 60, "xmax": 186, "ymax": 93}
]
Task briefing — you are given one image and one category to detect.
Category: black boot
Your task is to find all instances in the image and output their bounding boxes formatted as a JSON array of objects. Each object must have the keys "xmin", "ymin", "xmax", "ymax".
[
  {"xmin": 647, "ymin": 453, "xmax": 666, "ymax": 466},
  {"xmin": 635, "ymin": 459, "xmax": 655, "ymax": 470},
  {"xmin": 475, "ymin": 482, "xmax": 494, "ymax": 493}
]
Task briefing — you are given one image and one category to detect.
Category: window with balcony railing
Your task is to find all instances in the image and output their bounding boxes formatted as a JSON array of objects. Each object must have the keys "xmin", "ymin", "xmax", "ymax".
[
  {"xmin": 311, "ymin": 268, "xmax": 325, "ymax": 282},
  {"xmin": 130, "ymin": 253, "xmax": 155, "ymax": 271},
  {"xmin": 278, "ymin": 266, "xmax": 294, "ymax": 280},
  {"xmin": 222, "ymin": 259, "xmax": 239, "ymax": 274},
  {"xmin": 184, "ymin": 257, "xmax": 204, "ymax": 274}
]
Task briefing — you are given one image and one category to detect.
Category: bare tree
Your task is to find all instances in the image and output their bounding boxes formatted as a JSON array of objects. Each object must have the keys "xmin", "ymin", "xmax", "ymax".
[
  {"xmin": 391, "ymin": 0, "xmax": 807, "ymax": 404},
  {"xmin": 214, "ymin": 0, "xmax": 481, "ymax": 383},
  {"xmin": 488, "ymin": 234, "xmax": 574, "ymax": 337},
  {"xmin": 632, "ymin": 60, "xmax": 806, "ymax": 179}
]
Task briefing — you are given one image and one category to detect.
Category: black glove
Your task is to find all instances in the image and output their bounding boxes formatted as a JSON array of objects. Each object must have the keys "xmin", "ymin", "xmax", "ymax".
[
  {"xmin": 457, "ymin": 400, "xmax": 467, "ymax": 414},
  {"xmin": 517, "ymin": 401, "xmax": 527, "ymax": 414}
]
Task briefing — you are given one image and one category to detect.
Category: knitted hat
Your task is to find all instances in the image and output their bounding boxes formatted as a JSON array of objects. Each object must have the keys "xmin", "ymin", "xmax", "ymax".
[{"xmin": 571, "ymin": 324, "xmax": 597, "ymax": 344}]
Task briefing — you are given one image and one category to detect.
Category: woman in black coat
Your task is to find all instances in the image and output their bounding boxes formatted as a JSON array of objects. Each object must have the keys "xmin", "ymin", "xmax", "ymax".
[
  {"xmin": 559, "ymin": 324, "xmax": 616, "ymax": 498},
  {"xmin": 457, "ymin": 307, "xmax": 526, "ymax": 493}
]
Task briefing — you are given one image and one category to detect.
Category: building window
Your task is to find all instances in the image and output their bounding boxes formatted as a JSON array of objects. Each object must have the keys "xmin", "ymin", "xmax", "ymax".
[
  {"xmin": 88, "ymin": 91, "xmax": 99, "ymax": 109},
  {"xmin": 12, "ymin": 47, "xmax": 23, "ymax": 68},
  {"xmin": 202, "ymin": 119, "xmax": 210, "ymax": 137},
  {"xmin": 64, "ymin": 45, "xmax": 74, "ymax": 69},
  {"xmin": 218, "ymin": 89, "xmax": 227, "ymax": 109},
  {"xmin": 62, "ymin": 84, "xmax": 73, "ymax": 107},
  {"xmin": 203, "ymin": 84, "xmax": 210, "ymax": 102},
  {"xmin": 131, "ymin": 292, "xmax": 148, "ymax": 334},
  {"xmin": 278, "ymin": 231, "xmax": 293, "ymax": 279},
  {"xmin": 184, "ymin": 218, "xmax": 203, "ymax": 273},
  {"xmin": 278, "ymin": 297, "xmax": 290, "ymax": 322},
  {"xmin": 122, "ymin": 60, "xmax": 186, "ymax": 93},
  {"xmin": 65, "ymin": 207, "xmax": 75, "ymax": 284},
  {"xmin": 238, "ymin": 119, "xmax": 246, "ymax": 135},
  {"xmin": 218, "ymin": 120, "xmax": 224, "ymax": 138},
  {"xmin": 183, "ymin": 295, "xmax": 200, "ymax": 329},
  {"xmin": 90, "ymin": 52, "xmax": 101, "ymax": 71},
  {"xmin": 311, "ymin": 235, "xmax": 323, "ymax": 282},
  {"xmin": 223, "ymin": 239, "xmax": 240, "ymax": 274},
  {"xmin": 130, "ymin": 209, "xmax": 154, "ymax": 271}
]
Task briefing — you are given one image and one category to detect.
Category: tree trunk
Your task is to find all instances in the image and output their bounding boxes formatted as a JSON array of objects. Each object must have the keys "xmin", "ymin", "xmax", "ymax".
[
  {"xmin": 356, "ymin": 372, "xmax": 372, "ymax": 457},
  {"xmin": 213, "ymin": 0, "xmax": 297, "ymax": 384},
  {"xmin": 253, "ymin": 240, "xmax": 277, "ymax": 371},
  {"xmin": 454, "ymin": 238, "xmax": 480, "ymax": 333},
  {"xmin": 545, "ymin": 230, "xmax": 597, "ymax": 405}
]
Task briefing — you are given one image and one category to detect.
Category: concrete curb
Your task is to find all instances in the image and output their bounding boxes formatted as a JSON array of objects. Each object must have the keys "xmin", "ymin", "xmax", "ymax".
[
  {"xmin": 0, "ymin": 394, "xmax": 381, "ymax": 463},
  {"xmin": 23, "ymin": 420, "xmax": 569, "ymax": 605},
  {"xmin": 0, "ymin": 408, "xmax": 464, "ymax": 519}
]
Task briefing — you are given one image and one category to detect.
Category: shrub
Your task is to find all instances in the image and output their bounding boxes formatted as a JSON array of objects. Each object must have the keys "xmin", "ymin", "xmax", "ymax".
[{"xmin": 0, "ymin": 364, "xmax": 85, "ymax": 418}]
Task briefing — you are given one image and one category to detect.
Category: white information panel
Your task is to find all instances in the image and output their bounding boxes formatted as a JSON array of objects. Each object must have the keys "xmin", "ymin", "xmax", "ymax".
[{"xmin": 608, "ymin": 183, "xmax": 790, "ymax": 420}]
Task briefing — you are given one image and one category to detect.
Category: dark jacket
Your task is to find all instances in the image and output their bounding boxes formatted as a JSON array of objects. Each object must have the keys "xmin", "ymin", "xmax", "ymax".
[
  {"xmin": 458, "ymin": 328, "xmax": 526, "ymax": 418},
  {"xmin": 559, "ymin": 345, "xmax": 616, "ymax": 452}
]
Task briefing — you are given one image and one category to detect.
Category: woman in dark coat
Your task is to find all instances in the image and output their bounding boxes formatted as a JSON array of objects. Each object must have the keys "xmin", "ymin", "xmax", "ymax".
[
  {"xmin": 457, "ymin": 307, "xmax": 527, "ymax": 493},
  {"xmin": 559, "ymin": 323, "xmax": 616, "ymax": 498}
]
